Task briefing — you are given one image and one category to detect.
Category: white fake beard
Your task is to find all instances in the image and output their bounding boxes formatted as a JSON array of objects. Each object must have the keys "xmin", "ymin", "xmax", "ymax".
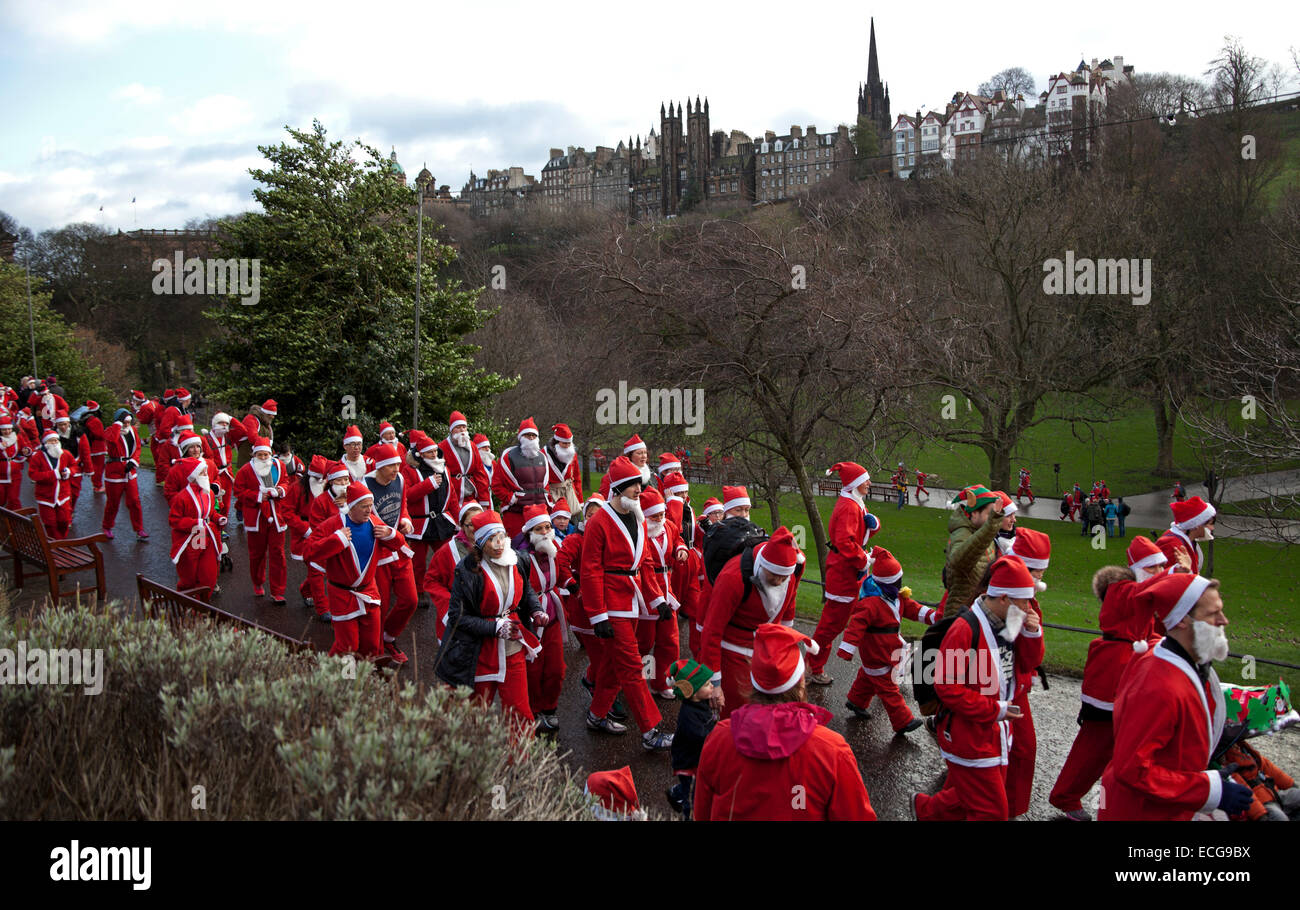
[
  {"xmin": 520, "ymin": 436, "xmax": 541, "ymax": 458},
  {"xmin": 639, "ymin": 465, "xmax": 652, "ymax": 485},
  {"xmin": 1133, "ymin": 566, "xmax": 1156, "ymax": 583},
  {"xmin": 849, "ymin": 485, "xmax": 865, "ymax": 503},
  {"xmin": 531, "ymin": 531, "xmax": 557, "ymax": 556},
  {"xmin": 212, "ymin": 424, "xmax": 228, "ymax": 438},
  {"xmin": 309, "ymin": 477, "xmax": 325, "ymax": 498},
  {"xmin": 647, "ymin": 518, "xmax": 666, "ymax": 539},
  {"xmin": 195, "ymin": 474, "xmax": 211, "ymax": 492},
  {"xmin": 422, "ymin": 454, "xmax": 445, "ymax": 472},
  {"xmin": 480, "ymin": 451, "xmax": 494, "ymax": 466},
  {"xmin": 0, "ymin": 432, "xmax": 16, "ymax": 447},
  {"xmin": 621, "ymin": 496, "xmax": 644, "ymax": 524},
  {"xmin": 330, "ymin": 482, "xmax": 349, "ymax": 499},
  {"xmin": 1192, "ymin": 620, "xmax": 1229, "ymax": 663},
  {"xmin": 381, "ymin": 435, "xmax": 398, "ymax": 448},
  {"xmin": 45, "ymin": 443, "xmax": 63, "ymax": 460},
  {"xmin": 451, "ymin": 430, "xmax": 470, "ymax": 449},
  {"xmin": 553, "ymin": 444, "xmax": 575, "ymax": 465},
  {"xmin": 1034, "ymin": 579, "xmax": 1047, "ymax": 592},
  {"xmin": 490, "ymin": 547, "xmax": 519, "ymax": 568},
  {"xmin": 252, "ymin": 458, "xmax": 273, "ymax": 478},
  {"xmin": 345, "ymin": 457, "xmax": 366, "ymax": 480},
  {"xmin": 41, "ymin": 395, "xmax": 55, "ymax": 419},
  {"xmin": 754, "ymin": 574, "xmax": 790, "ymax": 621},
  {"xmin": 1004, "ymin": 603, "xmax": 1027, "ymax": 641},
  {"xmin": 1200, "ymin": 529, "xmax": 1215, "ymax": 542}
]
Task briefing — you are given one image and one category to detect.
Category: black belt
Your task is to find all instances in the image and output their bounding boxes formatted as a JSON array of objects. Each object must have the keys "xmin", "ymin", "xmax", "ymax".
[
  {"xmin": 728, "ymin": 620, "xmax": 758, "ymax": 633},
  {"xmin": 866, "ymin": 624, "xmax": 901, "ymax": 634},
  {"xmin": 650, "ymin": 566, "xmax": 670, "ymax": 574},
  {"xmin": 1102, "ymin": 632, "xmax": 1133, "ymax": 643},
  {"xmin": 603, "ymin": 568, "xmax": 639, "ymax": 577},
  {"xmin": 828, "ymin": 544, "xmax": 839, "ymax": 553},
  {"xmin": 329, "ymin": 580, "xmax": 362, "ymax": 593}
]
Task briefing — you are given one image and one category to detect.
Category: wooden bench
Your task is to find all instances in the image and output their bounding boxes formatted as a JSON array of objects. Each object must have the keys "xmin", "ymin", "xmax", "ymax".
[
  {"xmin": 0, "ymin": 506, "xmax": 107, "ymax": 606},
  {"xmin": 868, "ymin": 482, "xmax": 909, "ymax": 504},
  {"xmin": 816, "ymin": 479, "xmax": 840, "ymax": 496},
  {"xmin": 136, "ymin": 574, "xmax": 313, "ymax": 652}
]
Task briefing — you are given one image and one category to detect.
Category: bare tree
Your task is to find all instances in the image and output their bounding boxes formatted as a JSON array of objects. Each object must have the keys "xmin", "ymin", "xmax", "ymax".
[{"xmin": 978, "ymin": 66, "xmax": 1037, "ymax": 99}]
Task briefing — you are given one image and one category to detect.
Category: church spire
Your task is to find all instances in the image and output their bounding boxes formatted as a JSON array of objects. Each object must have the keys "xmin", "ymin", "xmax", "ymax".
[{"xmin": 867, "ymin": 17, "xmax": 880, "ymax": 88}]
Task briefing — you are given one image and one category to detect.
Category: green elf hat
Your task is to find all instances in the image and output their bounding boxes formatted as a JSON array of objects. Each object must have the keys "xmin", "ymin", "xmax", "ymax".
[
  {"xmin": 669, "ymin": 658, "xmax": 714, "ymax": 699},
  {"xmin": 950, "ymin": 484, "xmax": 999, "ymax": 513}
]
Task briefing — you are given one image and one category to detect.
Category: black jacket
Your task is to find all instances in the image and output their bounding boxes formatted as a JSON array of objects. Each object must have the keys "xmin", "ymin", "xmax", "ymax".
[
  {"xmin": 671, "ymin": 697, "xmax": 717, "ymax": 774},
  {"xmin": 433, "ymin": 547, "xmax": 541, "ymax": 688}
]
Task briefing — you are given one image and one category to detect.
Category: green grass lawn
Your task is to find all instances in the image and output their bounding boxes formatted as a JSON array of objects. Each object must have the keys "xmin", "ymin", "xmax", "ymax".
[
  {"xmin": 1218, "ymin": 496, "xmax": 1300, "ymax": 520},
  {"xmin": 632, "ymin": 476, "xmax": 1300, "ymax": 691}
]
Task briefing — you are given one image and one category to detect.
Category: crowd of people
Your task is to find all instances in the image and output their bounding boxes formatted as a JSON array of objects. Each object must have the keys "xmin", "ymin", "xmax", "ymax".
[{"xmin": 2, "ymin": 375, "xmax": 1295, "ymax": 823}]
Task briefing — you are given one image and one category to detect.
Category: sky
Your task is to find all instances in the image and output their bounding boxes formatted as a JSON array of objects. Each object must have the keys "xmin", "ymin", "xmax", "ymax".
[{"xmin": 1, "ymin": 0, "xmax": 1297, "ymax": 233}]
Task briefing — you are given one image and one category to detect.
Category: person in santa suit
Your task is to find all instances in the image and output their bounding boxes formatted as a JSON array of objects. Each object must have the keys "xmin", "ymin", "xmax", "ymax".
[
  {"xmin": 912, "ymin": 556, "xmax": 1039, "ymax": 821},
  {"xmin": 660, "ymin": 471, "xmax": 702, "ymax": 658},
  {"xmin": 0, "ymin": 410, "xmax": 30, "ymax": 510},
  {"xmin": 233, "ymin": 436, "xmax": 290, "ymax": 603},
  {"xmin": 339, "ymin": 425, "xmax": 373, "ymax": 482},
  {"xmin": 991, "ymin": 491, "xmax": 1018, "ymax": 556},
  {"xmin": 100, "ymin": 409, "xmax": 147, "ymax": 540},
  {"xmin": 81, "ymin": 401, "xmax": 107, "ymax": 493},
  {"xmin": 1099, "ymin": 572, "xmax": 1253, "ymax": 820},
  {"xmin": 223, "ymin": 398, "xmax": 278, "ymax": 450},
  {"xmin": 285, "ymin": 455, "xmax": 326, "ymax": 605},
  {"xmin": 543, "ymin": 422, "xmax": 583, "ymax": 503},
  {"xmin": 307, "ymin": 482, "xmax": 407, "ymax": 659},
  {"xmin": 688, "ymin": 497, "xmax": 724, "ymax": 656},
  {"xmin": 364, "ymin": 442, "xmax": 419, "ymax": 665},
  {"xmin": 654, "ymin": 452, "xmax": 681, "ymax": 490},
  {"xmin": 1049, "ymin": 537, "xmax": 1179, "ymax": 820},
  {"xmin": 1000, "ymin": 527, "xmax": 1051, "ymax": 818},
  {"xmin": 580, "ymin": 456, "xmax": 674, "ymax": 749},
  {"xmin": 15, "ymin": 406, "xmax": 39, "ymax": 453},
  {"xmin": 838, "ymin": 546, "xmax": 937, "ymax": 734},
  {"xmin": 492, "ymin": 417, "xmax": 552, "ymax": 538},
  {"xmin": 156, "ymin": 413, "xmax": 196, "ymax": 484},
  {"xmin": 168, "ymin": 456, "xmax": 221, "ymax": 600},
  {"xmin": 27, "ymin": 429, "xmax": 80, "ymax": 539},
  {"xmin": 425, "ymin": 502, "xmax": 485, "ymax": 646},
  {"xmin": 202, "ymin": 413, "xmax": 238, "ymax": 526},
  {"xmin": 473, "ymin": 433, "xmax": 494, "ymax": 481},
  {"xmin": 699, "ymin": 526, "xmax": 805, "ymax": 720},
  {"xmin": 808, "ymin": 462, "xmax": 880, "ymax": 685},
  {"xmin": 597, "ymin": 434, "xmax": 652, "ymax": 500},
  {"xmin": 400, "ymin": 430, "xmax": 446, "ymax": 588},
  {"xmin": 0, "ymin": 384, "xmax": 16, "ymax": 414},
  {"xmin": 516, "ymin": 503, "xmax": 566, "ymax": 733},
  {"xmin": 549, "ymin": 502, "xmax": 572, "ymax": 540},
  {"xmin": 1157, "ymin": 496, "xmax": 1216, "ymax": 575},
  {"xmin": 439, "ymin": 411, "xmax": 493, "ymax": 526},
  {"xmin": 1016, "ymin": 467, "xmax": 1034, "ymax": 504},
  {"xmin": 156, "ymin": 387, "xmax": 193, "ymax": 457},
  {"xmin": 915, "ymin": 469, "xmax": 929, "ymax": 500},
  {"xmin": 30, "ymin": 382, "xmax": 69, "ymax": 441},
  {"xmin": 52, "ymin": 414, "xmax": 86, "ymax": 507},
  {"xmin": 636, "ymin": 487, "xmax": 688, "ymax": 699},
  {"xmin": 303, "ymin": 461, "xmax": 352, "ymax": 623},
  {"xmin": 434, "ymin": 509, "xmax": 543, "ymax": 731},
  {"xmin": 694, "ymin": 623, "xmax": 877, "ymax": 821},
  {"xmin": 163, "ymin": 431, "xmax": 212, "ymax": 504}
]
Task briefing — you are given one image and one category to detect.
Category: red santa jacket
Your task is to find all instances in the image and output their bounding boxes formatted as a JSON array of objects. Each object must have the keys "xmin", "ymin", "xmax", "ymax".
[
  {"xmin": 424, "ymin": 533, "xmax": 472, "ymax": 643},
  {"xmin": 1156, "ymin": 527, "xmax": 1202, "ymax": 575},
  {"xmin": 699, "ymin": 550, "xmax": 801, "ymax": 685},
  {"xmin": 555, "ymin": 527, "xmax": 590, "ymax": 634},
  {"xmin": 168, "ymin": 483, "xmax": 221, "ymax": 565},
  {"xmin": 1081, "ymin": 573, "xmax": 1165, "ymax": 712},
  {"xmin": 401, "ymin": 461, "xmax": 443, "ymax": 538},
  {"xmin": 83, "ymin": 414, "xmax": 107, "ymax": 456},
  {"xmin": 102, "ymin": 422, "xmax": 141, "ymax": 482},
  {"xmin": 306, "ymin": 510, "xmax": 406, "ymax": 621},
  {"xmin": 27, "ymin": 446, "xmax": 80, "ymax": 507},
  {"xmin": 695, "ymin": 703, "xmax": 876, "ymax": 821},
  {"xmin": 671, "ymin": 546, "xmax": 703, "ymax": 624},
  {"xmin": 640, "ymin": 521, "xmax": 688, "ymax": 618},
  {"xmin": 837, "ymin": 592, "xmax": 938, "ymax": 673},
  {"xmin": 164, "ymin": 456, "xmax": 219, "ymax": 505},
  {"xmin": 437, "ymin": 435, "xmax": 492, "ymax": 524},
  {"xmin": 543, "ymin": 445, "xmax": 583, "ymax": 502},
  {"xmin": 824, "ymin": 493, "xmax": 879, "ymax": 601},
  {"xmin": 462, "ymin": 557, "xmax": 541, "ymax": 683},
  {"xmin": 16, "ymin": 410, "xmax": 39, "ymax": 449},
  {"xmin": 1099, "ymin": 638, "xmax": 1227, "ymax": 820},
  {"xmin": 233, "ymin": 460, "xmax": 289, "ymax": 533},
  {"xmin": 306, "ymin": 489, "xmax": 345, "ymax": 571},
  {"xmin": 0, "ymin": 431, "xmax": 29, "ymax": 484},
  {"xmin": 283, "ymin": 474, "xmax": 317, "ymax": 559},
  {"xmin": 202, "ymin": 432, "xmax": 237, "ymax": 486},
  {"xmin": 522, "ymin": 541, "xmax": 565, "ymax": 636},
  {"xmin": 578, "ymin": 501, "xmax": 666, "ymax": 625}
]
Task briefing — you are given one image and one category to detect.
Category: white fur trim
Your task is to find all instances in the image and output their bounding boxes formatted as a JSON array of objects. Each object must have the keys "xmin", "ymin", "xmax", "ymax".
[
  {"xmin": 642, "ymin": 502, "xmax": 666, "ymax": 517},
  {"xmin": 1175, "ymin": 503, "xmax": 1216, "ymax": 531},
  {"xmin": 871, "ymin": 568, "xmax": 903, "ymax": 584},
  {"xmin": 1133, "ymin": 640, "xmax": 1149, "ymax": 654},
  {"xmin": 343, "ymin": 434, "xmax": 363, "ymax": 445},
  {"xmin": 1162, "ymin": 575, "xmax": 1211, "ymax": 629},
  {"xmin": 751, "ymin": 651, "xmax": 805, "ymax": 695},
  {"xmin": 722, "ymin": 495, "xmax": 751, "ymax": 512},
  {"xmin": 702, "ymin": 502, "xmax": 723, "ymax": 517},
  {"xmin": 1130, "ymin": 551, "xmax": 1167, "ymax": 571},
  {"xmin": 988, "ymin": 584, "xmax": 1035, "ymax": 600}
]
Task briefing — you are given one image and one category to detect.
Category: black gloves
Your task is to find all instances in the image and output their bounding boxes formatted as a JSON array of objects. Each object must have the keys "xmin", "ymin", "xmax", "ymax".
[
  {"xmin": 593, "ymin": 620, "xmax": 614, "ymax": 639},
  {"xmin": 1218, "ymin": 780, "xmax": 1253, "ymax": 815},
  {"xmin": 657, "ymin": 602, "xmax": 673, "ymax": 621}
]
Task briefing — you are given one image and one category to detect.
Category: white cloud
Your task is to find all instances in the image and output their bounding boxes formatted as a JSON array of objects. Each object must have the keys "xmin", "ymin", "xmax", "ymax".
[
  {"xmin": 113, "ymin": 83, "xmax": 163, "ymax": 105},
  {"xmin": 169, "ymin": 95, "xmax": 255, "ymax": 137}
]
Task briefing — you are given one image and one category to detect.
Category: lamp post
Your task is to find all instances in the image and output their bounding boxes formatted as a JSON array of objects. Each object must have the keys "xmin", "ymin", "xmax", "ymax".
[
  {"xmin": 18, "ymin": 240, "xmax": 37, "ymax": 376},
  {"xmin": 414, "ymin": 166, "xmax": 431, "ymax": 428}
]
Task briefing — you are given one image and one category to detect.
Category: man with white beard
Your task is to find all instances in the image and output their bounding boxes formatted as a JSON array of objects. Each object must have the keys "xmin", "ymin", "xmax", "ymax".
[
  {"xmin": 473, "ymin": 434, "xmax": 494, "ymax": 481},
  {"xmin": 233, "ymin": 437, "xmax": 289, "ymax": 603},
  {"xmin": 598, "ymin": 434, "xmax": 653, "ymax": 500},
  {"xmin": 1156, "ymin": 496, "xmax": 1216, "ymax": 575},
  {"xmin": 1099, "ymin": 573, "xmax": 1253, "ymax": 821},
  {"xmin": 517, "ymin": 503, "xmax": 567, "ymax": 732},
  {"xmin": 168, "ymin": 456, "xmax": 221, "ymax": 600},
  {"xmin": 340, "ymin": 425, "xmax": 373, "ymax": 482},
  {"xmin": 101, "ymin": 408, "xmax": 147, "ymax": 540},
  {"xmin": 27, "ymin": 428, "xmax": 81, "ymax": 539},
  {"xmin": 401, "ymin": 430, "xmax": 446, "ymax": 586},
  {"xmin": 543, "ymin": 422, "xmax": 584, "ymax": 504},
  {"xmin": 491, "ymin": 417, "xmax": 551, "ymax": 539},
  {"xmin": 202, "ymin": 413, "xmax": 238, "ymax": 529},
  {"xmin": 0, "ymin": 410, "xmax": 30, "ymax": 511},
  {"xmin": 438, "ymin": 411, "xmax": 492, "ymax": 529},
  {"xmin": 698, "ymin": 526, "xmax": 805, "ymax": 719}
]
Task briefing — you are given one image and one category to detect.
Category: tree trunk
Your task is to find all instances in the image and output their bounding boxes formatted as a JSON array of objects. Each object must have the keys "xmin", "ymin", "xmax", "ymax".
[
  {"xmin": 767, "ymin": 495, "xmax": 782, "ymax": 530},
  {"xmin": 987, "ymin": 444, "xmax": 1013, "ymax": 496},
  {"xmin": 1153, "ymin": 395, "xmax": 1176, "ymax": 477}
]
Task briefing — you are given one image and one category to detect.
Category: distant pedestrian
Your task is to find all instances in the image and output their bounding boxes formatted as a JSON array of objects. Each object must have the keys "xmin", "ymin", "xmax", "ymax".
[
  {"xmin": 1172, "ymin": 481, "xmax": 1186, "ymax": 502},
  {"xmin": 1104, "ymin": 500, "xmax": 1118, "ymax": 537},
  {"xmin": 915, "ymin": 469, "xmax": 929, "ymax": 500},
  {"xmin": 1116, "ymin": 497, "xmax": 1130, "ymax": 536},
  {"xmin": 1059, "ymin": 492, "xmax": 1071, "ymax": 521}
]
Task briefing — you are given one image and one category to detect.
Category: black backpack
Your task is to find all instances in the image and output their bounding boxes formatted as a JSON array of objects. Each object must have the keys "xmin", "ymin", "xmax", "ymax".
[
  {"xmin": 702, "ymin": 517, "xmax": 769, "ymax": 584},
  {"xmin": 913, "ymin": 608, "xmax": 981, "ymax": 717}
]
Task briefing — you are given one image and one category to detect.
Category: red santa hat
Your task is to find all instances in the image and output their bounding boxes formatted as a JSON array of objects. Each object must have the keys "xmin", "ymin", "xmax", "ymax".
[
  {"xmin": 370, "ymin": 443, "xmax": 402, "ymax": 470},
  {"xmin": 458, "ymin": 501, "xmax": 484, "ymax": 523},
  {"xmin": 256, "ymin": 399, "xmax": 276, "ymax": 416},
  {"xmin": 162, "ymin": 388, "xmax": 175, "ymax": 399},
  {"xmin": 1171, "ymin": 496, "xmax": 1216, "ymax": 531},
  {"xmin": 307, "ymin": 454, "xmax": 329, "ymax": 478},
  {"xmin": 750, "ymin": 623, "xmax": 819, "ymax": 695},
  {"xmin": 658, "ymin": 452, "xmax": 682, "ymax": 475},
  {"xmin": 342, "ymin": 425, "xmax": 363, "ymax": 446},
  {"xmin": 473, "ymin": 433, "xmax": 491, "ymax": 451},
  {"xmin": 171, "ymin": 418, "xmax": 194, "ymax": 435},
  {"xmin": 175, "ymin": 388, "xmax": 192, "ymax": 403},
  {"xmin": 471, "ymin": 509, "xmax": 507, "ymax": 546},
  {"xmin": 551, "ymin": 423, "xmax": 573, "ymax": 444},
  {"xmin": 701, "ymin": 497, "xmax": 723, "ymax": 518},
  {"xmin": 996, "ymin": 490, "xmax": 1018, "ymax": 516},
  {"xmin": 186, "ymin": 456, "xmax": 209, "ymax": 484},
  {"xmin": 250, "ymin": 435, "xmax": 273, "ymax": 455},
  {"xmin": 130, "ymin": 390, "xmax": 147, "ymax": 404},
  {"xmin": 324, "ymin": 460, "xmax": 350, "ymax": 483},
  {"xmin": 754, "ymin": 526, "xmax": 802, "ymax": 578},
  {"xmin": 517, "ymin": 417, "xmax": 539, "ymax": 439},
  {"xmin": 448, "ymin": 411, "xmax": 468, "ymax": 432},
  {"xmin": 377, "ymin": 421, "xmax": 397, "ymax": 440},
  {"xmin": 0, "ymin": 411, "xmax": 12, "ymax": 429},
  {"xmin": 550, "ymin": 502, "xmax": 571, "ymax": 520},
  {"xmin": 605, "ymin": 456, "xmax": 643, "ymax": 493},
  {"xmin": 521, "ymin": 503, "xmax": 551, "ymax": 533},
  {"xmin": 1127, "ymin": 536, "xmax": 1168, "ymax": 573},
  {"xmin": 662, "ymin": 471, "xmax": 689, "ymax": 496},
  {"xmin": 176, "ymin": 431, "xmax": 203, "ymax": 454},
  {"xmin": 582, "ymin": 493, "xmax": 606, "ymax": 513},
  {"xmin": 41, "ymin": 429, "xmax": 60, "ymax": 445},
  {"xmin": 827, "ymin": 461, "xmax": 871, "ymax": 493},
  {"xmin": 639, "ymin": 487, "xmax": 666, "ymax": 518},
  {"xmin": 1009, "ymin": 527, "xmax": 1050, "ymax": 570},
  {"xmin": 344, "ymin": 481, "xmax": 374, "ymax": 510},
  {"xmin": 986, "ymin": 555, "xmax": 1037, "ymax": 601},
  {"xmin": 868, "ymin": 546, "xmax": 903, "ymax": 584},
  {"xmin": 721, "ymin": 485, "xmax": 751, "ymax": 513},
  {"xmin": 84, "ymin": 400, "xmax": 100, "ymax": 412},
  {"xmin": 409, "ymin": 430, "xmax": 439, "ymax": 455},
  {"xmin": 585, "ymin": 766, "xmax": 642, "ymax": 819},
  {"xmin": 623, "ymin": 434, "xmax": 646, "ymax": 455},
  {"xmin": 1138, "ymin": 571, "xmax": 1213, "ymax": 631}
]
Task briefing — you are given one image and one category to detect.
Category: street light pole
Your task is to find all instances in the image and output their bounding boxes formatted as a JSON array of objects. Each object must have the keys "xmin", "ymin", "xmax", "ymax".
[
  {"xmin": 414, "ymin": 169, "xmax": 429, "ymax": 429},
  {"xmin": 24, "ymin": 247, "xmax": 37, "ymax": 376}
]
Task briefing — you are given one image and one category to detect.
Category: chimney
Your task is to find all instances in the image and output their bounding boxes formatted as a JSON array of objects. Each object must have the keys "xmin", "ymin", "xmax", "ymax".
[
  {"xmin": 765, "ymin": 130, "xmax": 776, "ymax": 142},
  {"xmin": 806, "ymin": 125, "xmax": 816, "ymax": 136},
  {"xmin": 567, "ymin": 146, "xmax": 575, "ymax": 157},
  {"xmin": 549, "ymin": 148, "xmax": 562, "ymax": 159},
  {"xmin": 789, "ymin": 125, "xmax": 802, "ymax": 138},
  {"xmin": 1113, "ymin": 55, "xmax": 1123, "ymax": 69}
]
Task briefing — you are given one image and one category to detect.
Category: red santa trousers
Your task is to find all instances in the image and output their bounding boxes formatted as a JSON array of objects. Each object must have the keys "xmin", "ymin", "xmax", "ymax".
[
  {"xmin": 590, "ymin": 617, "xmax": 661, "ymax": 732},
  {"xmin": 1049, "ymin": 718, "xmax": 1113, "ymax": 813},
  {"xmin": 1006, "ymin": 690, "xmax": 1036, "ymax": 818},
  {"xmin": 375, "ymin": 561, "xmax": 418, "ymax": 642},
  {"xmin": 410, "ymin": 540, "xmax": 433, "ymax": 590},
  {"xmin": 176, "ymin": 544, "xmax": 218, "ymax": 601},
  {"xmin": 581, "ymin": 633, "xmax": 607, "ymax": 686},
  {"xmin": 214, "ymin": 474, "xmax": 233, "ymax": 520},
  {"xmin": 103, "ymin": 476, "xmax": 144, "ymax": 533},
  {"xmin": 526, "ymin": 621, "xmax": 566, "ymax": 713},
  {"xmin": 915, "ymin": 763, "xmax": 1009, "ymax": 821},
  {"xmin": 636, "ymin": 614, "xmax": 679, "ymax": 692},
  {"xmin": 808, "ymin": 598, "xmax": 854, "ymax": 674},
  {"xmin": 687, "ymin": 616, "xmax": 702, "ymax": 661},
  {"xmin": 246, "ymin": 526, "xmax": 286, "ymax": 595},
  {"xmin": 0, "ymin": 480, "xmax": 20, "ymax": 510},
  {"xmin": 719, "ymin": 647, "xmax": 754, "ymax": 720},
  {"xmin": 299, "ymin": 567, "xmax": 329, "ymax": 617},
  {"xmin": 847, "ymin": 666, "xmax": 915, "ymax": 731},
  {"xmin": 475, "ymin": 648, "xmax": 534, "ymax": 726},
  {"xmin": 89, "ymin": 453, "xmax": 106, "ymax": 490},
  {"xmin": 38, "ymin": 503, "xmax": 72, "ymax": 540},
  {"xmin": 328, "ymin": 600, "xmax": 382, "ymax": 658}
]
